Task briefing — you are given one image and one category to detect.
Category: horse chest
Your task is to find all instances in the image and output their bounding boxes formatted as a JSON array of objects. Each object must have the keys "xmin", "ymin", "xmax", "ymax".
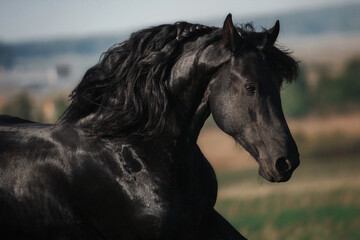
[{"xmin": 175, "ymin": 147, "xmax": 218, "ymax": 218}]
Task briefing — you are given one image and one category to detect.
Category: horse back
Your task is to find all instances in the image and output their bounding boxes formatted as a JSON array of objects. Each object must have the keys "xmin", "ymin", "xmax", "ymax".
[
  {"xmin": 0, "ymin": 115, "xmax": 36, "ymax": 125},
  {"xmin": 0, "ymin": 116, "xmax": 95, "ymax": 238},
  {"xmin": 0, "ymin": 114, "xmax": 57, "ymax": 167}
]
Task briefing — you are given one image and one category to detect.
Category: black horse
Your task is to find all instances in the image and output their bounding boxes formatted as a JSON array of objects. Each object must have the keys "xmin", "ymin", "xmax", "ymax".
[{"xmin": 0, "ymin": 14, "xmax": 299, "ymax": 239}]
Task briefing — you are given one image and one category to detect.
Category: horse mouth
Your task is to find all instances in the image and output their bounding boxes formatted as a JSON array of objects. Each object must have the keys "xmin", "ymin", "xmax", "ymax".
[
  {"xmin": 257, "ymin": 157, "xmax": 300, "ymax": 183},
  {"xmin": 258, "ymin": 168, "xmax": 292, "ymax": 182}
]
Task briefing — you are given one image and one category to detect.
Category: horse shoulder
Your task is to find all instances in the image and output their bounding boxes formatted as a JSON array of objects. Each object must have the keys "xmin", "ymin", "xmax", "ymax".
[{"xmin": 62, "ymin": 141, "xmax": 171, "ymax": 238}]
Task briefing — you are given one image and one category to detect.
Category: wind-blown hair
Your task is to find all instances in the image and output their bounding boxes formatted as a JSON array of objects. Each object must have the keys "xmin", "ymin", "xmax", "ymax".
[
  {"xmin": 60, "ymin": 21, "xmax": 298, "ymax": 139},
  {"xmin": 60, "ymin": 22, "xmax": 214, "ymax": 139},
  {"xmin": 236, "ymin": 23, "xmax": 298, "ymax": 84}
]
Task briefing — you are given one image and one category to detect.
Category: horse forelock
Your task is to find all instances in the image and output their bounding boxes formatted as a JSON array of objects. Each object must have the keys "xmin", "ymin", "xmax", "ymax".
[{"xmin": 235, "ymin": 23, "xmax": 299, "ymax": 84}]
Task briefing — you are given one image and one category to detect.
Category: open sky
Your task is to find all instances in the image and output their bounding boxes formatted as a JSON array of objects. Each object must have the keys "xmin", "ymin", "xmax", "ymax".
[{"xmin": 0, "ymin": 0, "xmax": 357, "ymax": 42}]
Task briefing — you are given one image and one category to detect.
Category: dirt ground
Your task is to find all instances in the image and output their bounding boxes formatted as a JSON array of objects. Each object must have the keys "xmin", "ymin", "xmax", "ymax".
[{"xmin": 286, "ymin": 113, "xmax": 360, "ymax": 137}]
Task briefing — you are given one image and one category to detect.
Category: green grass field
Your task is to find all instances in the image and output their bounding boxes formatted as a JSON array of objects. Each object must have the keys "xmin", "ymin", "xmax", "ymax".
[
  {"xmin": 216, "ymin": 189, "xmax": 360, "ymax": 240},
  {"xmin": 214, "ymin": 136, "xmax": 360, "ymax": 240}
]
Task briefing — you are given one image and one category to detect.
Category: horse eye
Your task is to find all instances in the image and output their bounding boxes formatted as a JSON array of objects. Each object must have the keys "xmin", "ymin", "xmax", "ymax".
[{"xmin": 245, "ymin": 84, "xmax": 256, "ymax": 94}]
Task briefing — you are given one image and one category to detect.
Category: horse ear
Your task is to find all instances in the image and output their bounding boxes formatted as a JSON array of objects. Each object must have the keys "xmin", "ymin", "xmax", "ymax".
[
  {"xmin": 222, "ymin": 13, "xmax": 242, "ymax": 52},
  {"xmin": 266, "ymin": 20, "xmax": 280, "ymax": 46}
]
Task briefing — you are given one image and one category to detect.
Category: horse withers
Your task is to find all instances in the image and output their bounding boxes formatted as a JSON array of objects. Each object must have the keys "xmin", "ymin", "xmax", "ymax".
[{"xmin": 0, "ymin": 14, "xmax": 299, "ymax": 239}]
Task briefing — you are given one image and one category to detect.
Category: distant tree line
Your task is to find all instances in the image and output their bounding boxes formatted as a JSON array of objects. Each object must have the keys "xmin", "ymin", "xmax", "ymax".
[
  {"xmin": 0, "ymin": 34, "xmax": 127, "ymax": 69},
  {"xmin": 0, "ymin": 93, "xmax": 68, "ymax": 123},
  {"xmin": 282, "ymin": 57, "xmax": 360, "ymax": 117},
  {"xmin": 0, "ymin": 43, "xmax": 15, "ymax": 68}
]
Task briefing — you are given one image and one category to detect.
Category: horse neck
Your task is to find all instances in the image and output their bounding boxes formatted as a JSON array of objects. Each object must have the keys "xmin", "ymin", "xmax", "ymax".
[{"xmin": 167, "ymin": 46, "xmax": 214, "ymax": 146}]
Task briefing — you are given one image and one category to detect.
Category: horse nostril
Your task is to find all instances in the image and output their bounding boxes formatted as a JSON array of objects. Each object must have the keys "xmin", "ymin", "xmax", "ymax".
[{"xmin": 275, "ymin": 157, "xmax": 291, "ymax": 174}]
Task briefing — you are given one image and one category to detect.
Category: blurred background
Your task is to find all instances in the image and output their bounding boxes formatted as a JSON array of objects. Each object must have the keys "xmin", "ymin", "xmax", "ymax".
[{"xmin": 1, "ymin": 0, "xmax": 360, "ymax": 239}]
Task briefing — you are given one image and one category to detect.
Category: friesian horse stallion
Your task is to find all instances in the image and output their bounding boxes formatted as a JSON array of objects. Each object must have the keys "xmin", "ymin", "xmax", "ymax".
[{"xmin": 0, "ymin": 14, "xmax": 300, "ymax": 239}]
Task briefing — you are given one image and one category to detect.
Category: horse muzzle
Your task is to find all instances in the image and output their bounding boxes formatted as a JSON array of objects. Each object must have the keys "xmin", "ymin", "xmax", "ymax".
[{"xmin": 258, "ymin": 155, "xmax": 300, "ymax": 182}]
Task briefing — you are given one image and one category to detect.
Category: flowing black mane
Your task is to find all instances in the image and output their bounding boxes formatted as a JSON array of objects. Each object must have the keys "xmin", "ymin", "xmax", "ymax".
[
  {"xmin": 60, "ymin": 22, "xmax": 215, "ymax": 139},
  {"xmin": 60, "ymin": 21, "xmax": 298, "ymax": 139}
]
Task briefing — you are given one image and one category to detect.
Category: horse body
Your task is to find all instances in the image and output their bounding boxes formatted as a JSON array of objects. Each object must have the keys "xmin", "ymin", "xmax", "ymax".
[
  {"xmin": 0, "ymin": 118, "xmax": 226, "ymax": 239},
  {"xmin": 0, "ymin": 14, "xmax": 299, "ymax": 239}
]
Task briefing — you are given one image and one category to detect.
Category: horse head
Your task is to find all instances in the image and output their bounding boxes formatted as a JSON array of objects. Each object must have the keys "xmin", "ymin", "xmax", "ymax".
[{"xmin": 205, "ymin": 14, "xmax": 300, "ymax": 182}]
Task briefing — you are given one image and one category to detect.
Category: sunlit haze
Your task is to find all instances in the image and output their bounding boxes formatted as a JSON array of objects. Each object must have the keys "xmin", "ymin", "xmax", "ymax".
[{"xmin": 0, "ymin": 0, "xmax": 357, "ymax": 42}]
